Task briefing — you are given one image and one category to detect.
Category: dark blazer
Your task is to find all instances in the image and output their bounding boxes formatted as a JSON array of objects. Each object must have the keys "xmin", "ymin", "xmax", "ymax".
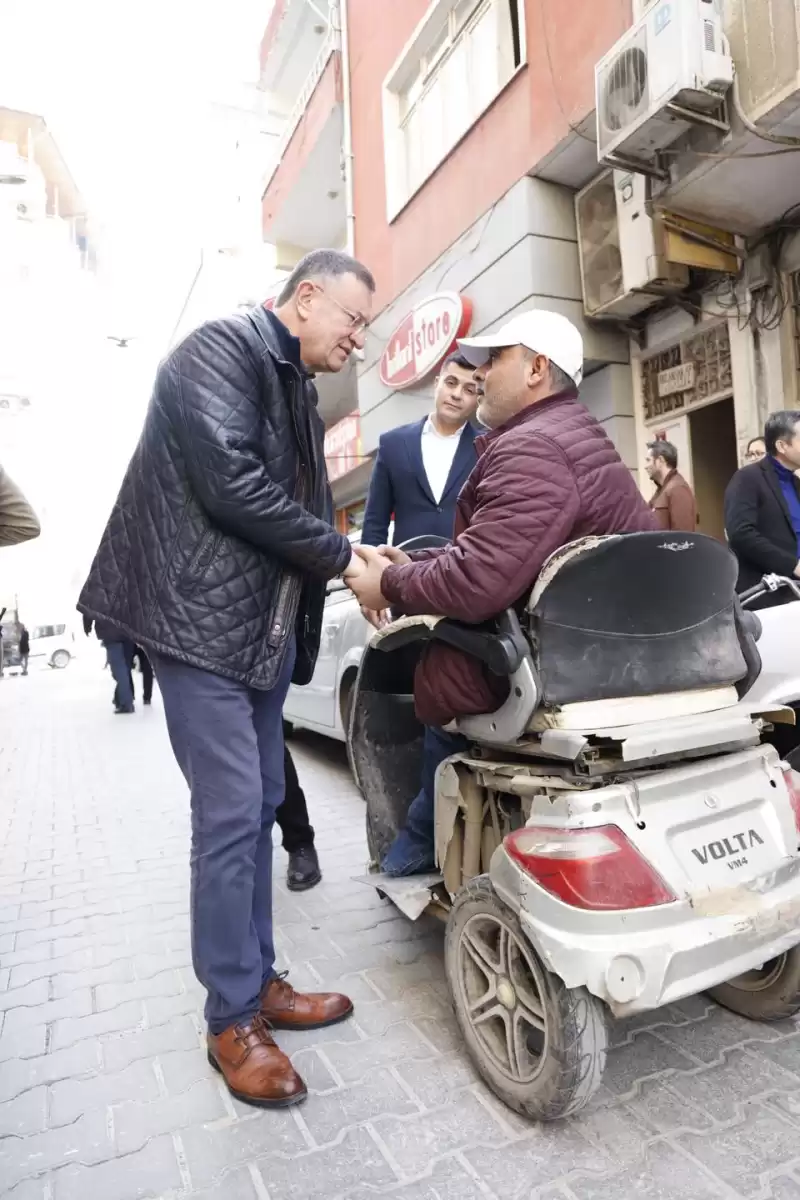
[
  {"xmin": 361, "ymin": 417, "xmax": 478, "ymax": 547},
  {"xmin": 724, "ymin": 457, "xmax": 800, "ymax": 606}
]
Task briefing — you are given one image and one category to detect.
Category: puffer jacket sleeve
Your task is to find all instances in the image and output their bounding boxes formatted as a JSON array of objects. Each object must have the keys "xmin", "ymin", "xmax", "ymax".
[
  {"xmin": 168, "ymin": 322, "xmax": 351, "ymax": 580},
  {"xmin": 0, "ymin": 464, "xmax": 41, "ymax": 548},
  {"xmin": 381, "ymin": 433, "xmax": 580, "ymax": 623}
]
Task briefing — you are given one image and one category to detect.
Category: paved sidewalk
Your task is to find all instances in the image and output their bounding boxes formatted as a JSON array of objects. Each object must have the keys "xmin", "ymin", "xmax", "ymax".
[{"xmin": 3, "ymin": 666, "xmax": 800, "ymax": 1199}]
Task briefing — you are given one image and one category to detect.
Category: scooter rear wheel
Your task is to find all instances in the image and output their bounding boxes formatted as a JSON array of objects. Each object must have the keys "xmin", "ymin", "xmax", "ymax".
[
  {"xmin": 445, "ymin": 875, "xmax": 607, "ymax": 1121},
  {"xmin": 708, "ymin": 946, "xmax": 800, "ymax": 1021}
]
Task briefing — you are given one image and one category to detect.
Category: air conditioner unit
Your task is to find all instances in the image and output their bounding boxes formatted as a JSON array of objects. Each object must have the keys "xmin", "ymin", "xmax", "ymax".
[
  {"xmin": 596, "ymin": 0, "xmax": 733, "ymax": 165},
  {"xmin": 576, "ymin": 170, "xmax": 689, "ymax": 320}
]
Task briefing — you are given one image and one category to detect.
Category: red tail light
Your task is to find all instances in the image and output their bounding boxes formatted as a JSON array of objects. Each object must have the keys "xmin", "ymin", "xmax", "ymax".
[
  {"xmin": 504, "ymin": 824, "xmax": 676, "ymax": 911},
  {"xmin": 782, "ymin": 764, "xmax": 800, "ymax": 835}
]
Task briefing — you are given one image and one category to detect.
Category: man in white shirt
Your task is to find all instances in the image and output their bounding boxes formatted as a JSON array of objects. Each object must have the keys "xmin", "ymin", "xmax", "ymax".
[{"xmin": 361, "ymin": 354, "xmax": 479, "ymax": 547}]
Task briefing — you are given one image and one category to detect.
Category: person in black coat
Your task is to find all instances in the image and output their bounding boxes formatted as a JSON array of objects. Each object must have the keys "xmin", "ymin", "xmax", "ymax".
[
  {"xmin": 18, "ymin": 625, "xmax": 30, "ymax": 676},
  {"xmin": 724, "ymin": 410, "xmax": 800, "ymax": 608},
  {"xmin": 83, "ymin": 614, "xmax": 136, "ymax": 712},
  {"xmin": 76, "ymin": 249, "xmax": 375, "ymax": 1109}
]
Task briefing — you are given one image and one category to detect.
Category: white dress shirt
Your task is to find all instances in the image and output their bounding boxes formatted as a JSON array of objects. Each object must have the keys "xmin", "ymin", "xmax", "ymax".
[{"xmin": 420, "ymin": 417, "xmax": 462, "ymax": 504}]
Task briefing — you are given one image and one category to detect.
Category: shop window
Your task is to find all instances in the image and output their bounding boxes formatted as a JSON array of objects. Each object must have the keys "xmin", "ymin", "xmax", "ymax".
[
  {"xmin": 640, "ymin": 323, "xmax": 733, "ymax": 423},
  {"xmin": 383, "ymin": 0, "xmax": 526, "ymax": 220},
  {"xmin": 343, "ymin": 501, "xmax": 365, "ymax": 537}
]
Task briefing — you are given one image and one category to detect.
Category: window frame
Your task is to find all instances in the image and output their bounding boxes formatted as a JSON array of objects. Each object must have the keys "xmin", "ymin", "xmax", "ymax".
[{"xmin": 382, "ymin": 0, "xmax": 527, "ymax": 223}]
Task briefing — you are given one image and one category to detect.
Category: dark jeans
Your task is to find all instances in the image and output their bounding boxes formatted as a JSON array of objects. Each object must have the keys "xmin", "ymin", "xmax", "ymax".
[
  {"xmin": 276, "ymin": 746, "xmax": 314, "ymax": 852},
  {"xmin": 105, "ymin": 640, "xmax": 135, "ymax": 711},
  {"xmin": 382, "ymin": 726, "xmax": 468, "ymax": 877},
  {"xmin": 153, "ymin": 643, "xmax": 295, "ymax": 1034}
]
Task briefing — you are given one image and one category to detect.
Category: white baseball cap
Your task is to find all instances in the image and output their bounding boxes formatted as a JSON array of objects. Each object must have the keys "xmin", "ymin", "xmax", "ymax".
[{"xmin": 458, "ymin": 309, "xmax": 584, "ymax": 386}]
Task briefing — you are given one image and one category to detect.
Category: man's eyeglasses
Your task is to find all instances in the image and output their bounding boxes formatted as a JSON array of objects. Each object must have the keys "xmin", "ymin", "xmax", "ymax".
[{"xmin": 313, "ymin": 284, "xmax": 369, "ymax": 335}]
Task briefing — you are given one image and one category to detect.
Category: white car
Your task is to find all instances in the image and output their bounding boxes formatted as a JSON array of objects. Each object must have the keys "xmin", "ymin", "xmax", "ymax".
[
  {"xmin": 283, "ymin": 580, "xmax": 369, "ymax": 745},
  {"xmin": 29, "ymin": 622, "xmax": 77, "ymax": 669}
]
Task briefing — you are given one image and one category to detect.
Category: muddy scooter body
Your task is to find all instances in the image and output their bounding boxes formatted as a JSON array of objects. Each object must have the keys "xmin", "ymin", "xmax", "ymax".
[{"xmin": 350, "ymin": 533, "xmax": 800, "ymax": 1120}]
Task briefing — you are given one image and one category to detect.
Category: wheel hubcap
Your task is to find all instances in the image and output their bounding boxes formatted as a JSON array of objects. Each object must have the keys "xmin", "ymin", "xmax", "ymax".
[
  {"xmin": 496, "ymin": 978, "xmax": 516, "ymax": 1010},
  {"xmin": 456, "ymin": 913, "xmax": 548, "ymax": 1085}
]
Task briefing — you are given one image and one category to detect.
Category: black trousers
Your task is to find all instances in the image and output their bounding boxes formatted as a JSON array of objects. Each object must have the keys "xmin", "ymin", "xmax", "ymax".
[
  {"xmin": 275, "ymin": 745, "xmax": 314, "ymax": 852},
  {"xmin": 135, "ymin": 646, "xmax": 154, "ymax": 703}
]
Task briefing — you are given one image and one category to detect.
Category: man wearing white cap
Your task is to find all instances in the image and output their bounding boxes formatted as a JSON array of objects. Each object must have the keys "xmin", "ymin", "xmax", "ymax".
[{"xmin": 350, "ymin": 309, "xmax": 655, "ymax": 875}]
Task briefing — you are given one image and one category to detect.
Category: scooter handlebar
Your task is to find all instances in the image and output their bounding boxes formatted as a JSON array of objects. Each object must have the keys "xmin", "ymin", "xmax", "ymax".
[{"xmin": 739, "ymin": 575, "xmax": 800, "ymax": 607}]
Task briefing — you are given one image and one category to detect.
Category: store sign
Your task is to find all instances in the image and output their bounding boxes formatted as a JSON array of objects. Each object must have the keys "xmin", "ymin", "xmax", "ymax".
[
  {"xmin": 379, "ymin": 292, "xmax": 473, "ymax": 389},
  {"xmin": 657, "ymin": 362, "xmax": 695, "ymax": 398},
  {"xmin": 324, "ymin": 411, "xmax": 361, "ymax": 483}
]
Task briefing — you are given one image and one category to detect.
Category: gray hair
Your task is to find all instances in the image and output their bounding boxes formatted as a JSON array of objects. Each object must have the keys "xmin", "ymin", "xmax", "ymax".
[
  {"xmin": 549, "ymin": 363, "xmax": 576, "ymax": 393},
  {"xmin": 276, "ymin": 249, "xmax": 375, "ymax": 306},
  {"xmin": 521, "ymin": 350, "xmax": 575, "ymax": 393},
  {"xmin": 765, "ymin": 410, "xmax": 800, "ymax": 456}
]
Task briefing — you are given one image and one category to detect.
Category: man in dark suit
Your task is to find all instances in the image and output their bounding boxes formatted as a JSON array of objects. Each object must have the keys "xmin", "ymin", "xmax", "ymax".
[
  {"xmin": 361, "ymin": 353, "xmax": 479, "ymax": 547},
  {"xmin": 724, "ymin": 410, "xmax": 800, "ymax": 608}
]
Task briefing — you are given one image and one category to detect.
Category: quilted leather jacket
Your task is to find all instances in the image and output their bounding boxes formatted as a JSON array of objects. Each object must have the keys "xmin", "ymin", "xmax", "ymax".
[{"xmin": 78, "ymin": 305, "xmax": 352, "ymax": 690}]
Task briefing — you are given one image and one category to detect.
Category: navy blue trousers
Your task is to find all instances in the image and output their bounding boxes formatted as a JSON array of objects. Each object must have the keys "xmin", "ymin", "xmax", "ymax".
[{"xmin": 153, "ymin": 645, "xmax": 295, "ymax": 1034}]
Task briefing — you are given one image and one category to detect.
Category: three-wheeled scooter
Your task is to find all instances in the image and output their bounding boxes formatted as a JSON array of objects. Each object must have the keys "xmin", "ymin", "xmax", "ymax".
[{"xmin": 349, "ymin": 531, "xmax": 800, "ymax": 1120}]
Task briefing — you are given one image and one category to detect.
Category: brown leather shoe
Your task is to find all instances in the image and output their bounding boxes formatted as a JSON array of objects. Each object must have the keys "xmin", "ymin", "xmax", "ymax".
[
  {"xmin": 207, "ymin": 1014, "xmax": 307, "ymax": 1108},
  {"xmin": 260, "ymin": 975, "xmax": 354, "ymax": 1031}
]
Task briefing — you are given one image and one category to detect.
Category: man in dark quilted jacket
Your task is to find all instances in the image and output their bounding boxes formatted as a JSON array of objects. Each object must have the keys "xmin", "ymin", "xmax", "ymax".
[
  {"xmin": 78, "ymin": 250, "xmax": 373, "ymax": 1108},
  {"xmin": 350, "ymin": 309, "xmax": 656, "ymax": 876}
]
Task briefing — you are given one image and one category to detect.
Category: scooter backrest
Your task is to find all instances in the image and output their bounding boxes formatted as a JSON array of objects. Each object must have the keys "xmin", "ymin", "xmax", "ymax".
[{"xmin": 527, "ymin": 531, "xmax": 759, "ymax": 706}]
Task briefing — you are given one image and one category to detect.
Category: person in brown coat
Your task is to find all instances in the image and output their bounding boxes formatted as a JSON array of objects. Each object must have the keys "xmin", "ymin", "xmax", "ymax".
[
  {"xmin": 348, "ymin": 309, "xmax": 656, "ymax": 875},
  {"xmin": 645, "ymin": 440, "xmax": 697, "ymax": 532}
]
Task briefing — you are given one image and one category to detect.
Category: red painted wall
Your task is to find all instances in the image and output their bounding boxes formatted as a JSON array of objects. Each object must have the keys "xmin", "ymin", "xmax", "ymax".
[
  {"xmin": 347, "ymin": 0, "xmax": 632, "ymax": 313},
  {"xmin": 260, "ymin": 0, "xmax": 287, "ymax": 74}
]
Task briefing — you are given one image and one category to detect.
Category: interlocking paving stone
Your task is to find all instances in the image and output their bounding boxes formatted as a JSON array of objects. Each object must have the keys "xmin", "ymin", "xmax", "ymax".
[
  {"xmin": 0, "ymin": 1086, "xmax": 48, "ymax": 1137},
  {"xmin": 99, "ymin": 1012, "xmax": 201, "ymax": 1072},
  {"xmin": 255, "ymin": 1126, "xmax": 398, "ymax": 1200},
  {"xmin": 300, "ymin": 1066, "xmax": 419, "ymax": 1144},
  {"xmin": 677, "ymin": 1102, "xmax": 800, "ymax": 1197},
  {"xmin": 49, "ymin": 1059, "xmax": 160, "ymax": 1127},
  {"xmin": 6, "ymin": 668, "xmax": 800, "ymax": 1199},
  {"xmin": 49, "ymin": 1134, "xmax": 183, "ymax": 1200},
  {"xmin": 113, "ymin": 1077, "xmax": 228, "ymax": 1154},
  {"xmin": 179, "ymin": 1110, "xmax": 308, "ymax": 1188}
]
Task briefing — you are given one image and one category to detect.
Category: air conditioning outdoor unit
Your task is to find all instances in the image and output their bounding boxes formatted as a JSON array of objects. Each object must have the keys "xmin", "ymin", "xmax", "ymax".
[
  {"xmin": 596, "ymin": 0, "xmax": 734, "ymax": 165},
  {"xmin": 576, "ymin": 170, "xmax": 689, "ymax": 320}
]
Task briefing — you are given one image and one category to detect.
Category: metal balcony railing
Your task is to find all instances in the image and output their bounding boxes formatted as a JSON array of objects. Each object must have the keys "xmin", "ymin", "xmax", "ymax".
[{"xmin": 262, "ymin": 31, "xmax": 338, "ymax": 193}]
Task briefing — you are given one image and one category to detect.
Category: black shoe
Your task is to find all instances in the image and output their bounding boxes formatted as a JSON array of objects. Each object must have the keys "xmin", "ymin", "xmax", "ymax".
[
  {"xmin": 114, "ymin": 706, "xmax": 135, "ymax": 714},
  {"xmin": 286, "ymin": 845, "xmax": 321, "ymax": 892}
]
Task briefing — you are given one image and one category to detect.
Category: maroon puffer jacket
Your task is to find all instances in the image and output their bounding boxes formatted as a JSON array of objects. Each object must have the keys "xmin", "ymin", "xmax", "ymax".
[{"xmin": 381, "ymin": 390, "xmax": 657, "ymax": 726}]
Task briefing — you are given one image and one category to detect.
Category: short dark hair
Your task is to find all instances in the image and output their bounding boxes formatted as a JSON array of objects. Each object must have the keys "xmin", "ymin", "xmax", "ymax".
[
  {"xmin": 276, "ymin": 249, "xmax": 376, "ymax": 306},
  {"xmin": 764, "ymin": 410, "xmax": 800, "ymax": 456},
  {"xmin": 439, "ymin": 352, "xmax": 474, "ymax": 374},
  {"xmin": 647, "ymin": 439, "xmax": 678, "ymax": 470},
  {"xmin": 746, "ymin": 436, "xmax": 766, "ymax": 453}
]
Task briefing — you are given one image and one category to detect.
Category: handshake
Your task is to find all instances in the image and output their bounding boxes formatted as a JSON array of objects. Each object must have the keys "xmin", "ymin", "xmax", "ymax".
[{"xmin": 341, "ymin": 544, "xmax": 411, "ymax": 629}]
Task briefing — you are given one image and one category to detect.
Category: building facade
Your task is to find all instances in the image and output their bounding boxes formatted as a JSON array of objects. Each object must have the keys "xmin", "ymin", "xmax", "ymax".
[{"xmin": 259, "ymin": 0, "xmax": 800, "ymax": 538}]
